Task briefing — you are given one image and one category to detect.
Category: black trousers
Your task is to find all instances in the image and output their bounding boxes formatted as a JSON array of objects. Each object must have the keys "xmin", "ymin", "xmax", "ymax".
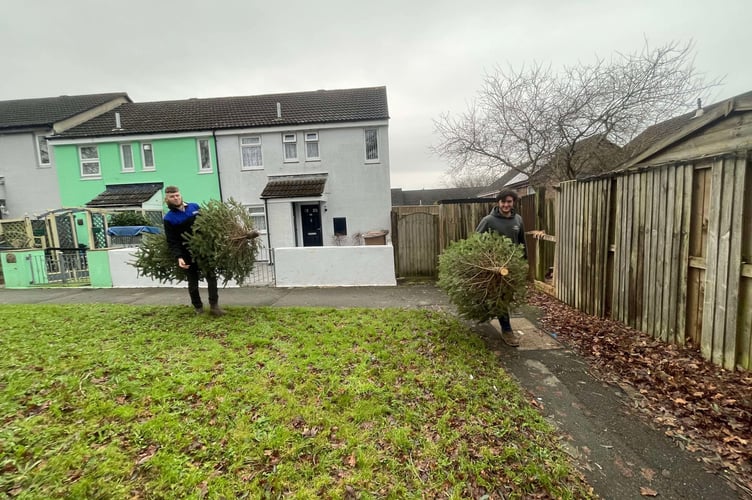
[{"xmin": 185, "ymin": 263, "xmax": 218, "ymax": 308}]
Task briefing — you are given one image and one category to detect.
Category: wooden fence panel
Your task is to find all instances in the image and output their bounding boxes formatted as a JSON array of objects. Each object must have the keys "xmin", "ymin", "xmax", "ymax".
[
  {"xmin": 391, "ymin": 208, "xmax": 439, "ymax": 277},
  {"xmin": 556, "ymin": 179, "xmax": 611, "ymax": 316},
  {"xmin": 558, "ymin": 153, "xmax": 749, "ymax": 370}
]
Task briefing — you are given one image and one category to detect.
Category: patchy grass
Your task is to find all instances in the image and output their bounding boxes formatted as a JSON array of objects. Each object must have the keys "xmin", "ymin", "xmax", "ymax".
[{"xmin": 0, "ymin": 305, "xmax": 592, "ymax": 499}]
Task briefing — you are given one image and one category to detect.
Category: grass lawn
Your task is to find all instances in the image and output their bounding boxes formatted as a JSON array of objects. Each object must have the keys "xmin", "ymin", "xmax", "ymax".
[{"xmin": 0, "ymin": 305, "xmax": 592, "ymax": 499}]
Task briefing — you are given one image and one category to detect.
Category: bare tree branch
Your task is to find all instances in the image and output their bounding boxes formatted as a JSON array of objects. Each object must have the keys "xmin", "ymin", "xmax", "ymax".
[{"xmin": 433, "ymin": 39, "xmax": 721, "ymax": 185}]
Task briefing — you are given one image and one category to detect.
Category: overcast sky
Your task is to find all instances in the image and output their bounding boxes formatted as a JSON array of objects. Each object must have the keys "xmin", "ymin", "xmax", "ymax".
[{"xmin": 1, "ymin": 0, "xmax": 749, "ymax": 189}]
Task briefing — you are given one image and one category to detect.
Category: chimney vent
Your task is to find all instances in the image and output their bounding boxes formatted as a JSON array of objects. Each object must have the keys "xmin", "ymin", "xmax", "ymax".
[
  {"xmin": 694, "ymin": 98, "xmax": 704, "ymax": 118},
  {"xmin": 276, "ymin": 102, "xmax": 281, "ymax": 119},
  {"xmin": 114, "ymin": 112, "xmax": 122, "ymax": 130}
]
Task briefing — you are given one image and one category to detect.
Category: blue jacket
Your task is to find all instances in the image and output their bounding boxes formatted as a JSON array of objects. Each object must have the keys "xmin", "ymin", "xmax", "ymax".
[{"xmin": 163, "ymin": 202, "xmax": 200, "ymax": 260}]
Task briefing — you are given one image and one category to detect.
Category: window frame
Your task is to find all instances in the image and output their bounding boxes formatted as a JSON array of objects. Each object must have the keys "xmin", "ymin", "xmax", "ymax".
[
  {"xmin": 141, "ymin": 142, "xmax": 156, "ymax": 171},
  {"xmin": 304, "ymin": 131, "xmax": 320, "ymax": 161},
  {"xmin": 240, "ymin": 135, "xmax": 263, "ymax": 170},
  {"xmin": 364, "ymin": 128, "xmax": 380, "ymax": 163},
  {"xmin": 35, "ymin": 134, "xmax": 51, "ymax": 167},
  {"xmin": 282, "ymin": 133, "xmax": 298, "ymax": 162},
  {"xmin": 197, "ymin": 138, "xmax": 213, "ymax": 173},
  {"xmin": 79, "ymin": 145, "xmax": 101, "ymax": 178},
  {"xmin": 120, "ymin": 143, "xmax": 134, "ymax": 172}
]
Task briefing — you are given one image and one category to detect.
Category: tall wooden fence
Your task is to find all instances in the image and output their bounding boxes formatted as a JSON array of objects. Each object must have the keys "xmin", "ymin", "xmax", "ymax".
[
  {"xmin": 391, "ymin": 199, "xmax": 496, "ymax": 278},
  {"xmin": 556, "ymin": 153, "xmax": 751, "ymax": 370}
]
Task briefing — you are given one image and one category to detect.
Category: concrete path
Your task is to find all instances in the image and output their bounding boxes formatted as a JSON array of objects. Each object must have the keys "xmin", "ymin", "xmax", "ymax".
[{"xmin": 0, "ymin": 284, "xmax": 741, "ymax": 499}]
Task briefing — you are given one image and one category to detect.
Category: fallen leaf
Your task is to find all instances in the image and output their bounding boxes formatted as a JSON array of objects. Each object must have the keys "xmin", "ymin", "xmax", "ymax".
[{"xmin": 640, "ymin": 486, "xmax": 658, "ymax": 496}]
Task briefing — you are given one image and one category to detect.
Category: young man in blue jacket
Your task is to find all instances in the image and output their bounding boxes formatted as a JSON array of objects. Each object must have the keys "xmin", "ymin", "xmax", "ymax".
[
  {"xmin": 163, "ymin": 185, "xmax": 224, "ymax": 316},
  {"xmin": 476, "ymin": 189, "xmax": 527, "ymax": 346}
]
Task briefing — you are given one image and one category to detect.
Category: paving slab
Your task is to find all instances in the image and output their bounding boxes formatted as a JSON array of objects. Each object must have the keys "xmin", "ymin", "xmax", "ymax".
[{"xmin": 476, "ymin": 320, "xmax": 741, "ymax": 499}]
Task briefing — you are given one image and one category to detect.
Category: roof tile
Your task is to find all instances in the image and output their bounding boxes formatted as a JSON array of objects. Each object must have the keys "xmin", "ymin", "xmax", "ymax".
[
  {"xmin": 55, "ymin": 87, "xmax": 388, "ymax": 138},
  {"xmin": 0, "ymin": 93, "xmax": 130, "ymax": 130}
]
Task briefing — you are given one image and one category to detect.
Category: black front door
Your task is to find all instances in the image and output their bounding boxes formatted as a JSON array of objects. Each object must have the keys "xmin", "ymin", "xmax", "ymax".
[{"xmin": 301, "ymin": 204, "xmax": 323, "ymax": 246}]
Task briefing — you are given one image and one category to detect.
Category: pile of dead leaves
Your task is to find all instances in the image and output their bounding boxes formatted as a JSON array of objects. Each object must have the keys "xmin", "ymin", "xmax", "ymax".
[{"xmin": 528, "ymin": 290, "xmax": 752, "ymax": 496}]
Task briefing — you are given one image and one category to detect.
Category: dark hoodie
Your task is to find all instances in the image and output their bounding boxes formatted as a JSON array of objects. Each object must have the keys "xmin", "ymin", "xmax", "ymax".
[{"xmin": 475, "ymin": 206, "xmax": 527, "ymax": 258}]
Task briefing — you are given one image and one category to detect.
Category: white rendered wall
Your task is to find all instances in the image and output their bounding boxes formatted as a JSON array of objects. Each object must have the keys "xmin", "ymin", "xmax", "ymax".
[
  {"xmin": 107, "ymin": 248, "xmax": 184, "ymax": 287},
  {"xmin": 106, "ymin": 248, "xmax": 243, "ymax": 288},
  {"xmin": 0, "ymin": 131, "xmax": 62, "ymax": 218},
  {"xmin": 216, "ymin": 123, "xmax": 391, "ymax": 248},
  {"xmin": 274, "ymin": 245, "xmax": 396, "ymax": 287}
]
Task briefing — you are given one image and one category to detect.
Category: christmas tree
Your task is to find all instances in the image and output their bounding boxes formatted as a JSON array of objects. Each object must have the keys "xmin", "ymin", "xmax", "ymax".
[
  {"xmin": 438, "ymin": 232, "xmax": 528, "ymax": 322},
  {"xmin": 132, "ymin": 199, "xmax": 261, "ymax": 286}
]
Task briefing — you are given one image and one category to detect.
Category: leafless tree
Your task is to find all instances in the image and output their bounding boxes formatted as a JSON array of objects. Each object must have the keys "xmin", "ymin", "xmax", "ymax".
[
  {"xmin": 433, "ymin": 40, "xmax": 721, "ymax": 185},
  {"xmin": 442, "ymin": 170, "xmax": 498, "ymax": 188}
]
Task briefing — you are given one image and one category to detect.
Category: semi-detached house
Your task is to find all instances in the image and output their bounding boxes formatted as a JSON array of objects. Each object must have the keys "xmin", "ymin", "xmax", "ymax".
[{"xmin": 48, "ymin": 86, "xmax": 395, "ymax": 286}]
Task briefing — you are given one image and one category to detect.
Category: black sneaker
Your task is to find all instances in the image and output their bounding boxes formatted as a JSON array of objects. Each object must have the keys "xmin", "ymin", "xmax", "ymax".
[{"xmin": 194, "ymin": 306, "xmax": 205, "ymax": 315}]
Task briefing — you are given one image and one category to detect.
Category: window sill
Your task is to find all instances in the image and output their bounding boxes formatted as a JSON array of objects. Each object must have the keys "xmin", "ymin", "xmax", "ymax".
[
  {"xmin": 241, "ymin": 166, "xmax": 264, "ymax": 171},
  {"xmin": 81, "ymin": 176, "xmax": 102, "ymax": 180},
  {"xmin": 365, "ymin": 160, "xmax": 381, "ymax": 164},
  {"xmin": 305, "ymin": 159, "xmax": 321, "ymax": 163},
  {"xmin": 198, "ymin": 170, "xmax": 214, "ymax": 174}
]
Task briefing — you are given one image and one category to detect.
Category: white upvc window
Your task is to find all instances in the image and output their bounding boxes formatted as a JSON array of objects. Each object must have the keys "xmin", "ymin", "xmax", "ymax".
[
  {"xmin": 197, "ymin": 138, "xmax": 212, "ymax": 172},
  {"xmin": 283, "ymin": 133, "xmax": 298, "ymax": 162},
  {"xmin": 120, "ymin": 144, "xmax": 134, "ymax": 172},
  {"xmin": 305, "ymin": 132, "xmax": 320, "ymax": 161},
  {"xmin": 364, "ymin": 128, "xmax": 379, "ymax": 162},
  {"xmin": 141, "ymin": 143, "xmax": 155, "ymax": 170},
  {"xmin": 79, "ymin": 145, "xmax": 100, "ymax": 177},
  {"xmin": 245, "ymin": 204, "xmax": 269, "ymax": 261},
  {"xmin": 240, "ymin": 136, "xmax": 263, "ymax": 169},
  {"xmin": 36, "ymin": 134, "xmax": 50, "ymax": 166}
]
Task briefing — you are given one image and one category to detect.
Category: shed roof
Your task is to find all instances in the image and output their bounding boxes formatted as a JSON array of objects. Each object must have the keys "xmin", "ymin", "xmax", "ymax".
[
  {"xmin": 53, "ymin": 87, "xmax": 389, "ymax": 138},
  {"xmin": 620, "ymin": 90, "xmax": 752, "ymax": 169},
  {"xmin": 86, "ymin": 183, "xmax": 164, "ymax": 208},
  {"xmin": 0, "ymin": 93, "xmax": 130, "ymax": 131}
]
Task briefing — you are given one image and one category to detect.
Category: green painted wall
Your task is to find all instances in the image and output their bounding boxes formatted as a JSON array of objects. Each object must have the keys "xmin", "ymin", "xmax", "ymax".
[
  {"xmin": 87, "ymin": 249, "xmax": 113, "ymax": 287},
  {"xmin": 53, "ymin": 136, "xmax": 221, "ymax": 209},
  {"xmin": 0, "ymin": 250, "xmax": 47, "ymax": 288}
]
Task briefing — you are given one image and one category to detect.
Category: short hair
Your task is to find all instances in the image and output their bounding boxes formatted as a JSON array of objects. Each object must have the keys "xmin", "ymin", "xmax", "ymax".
[
  {"xmin": 165, "ymin": 186, "xmax": 180, "ymax": 194},
  {"xmin": 495, "ymin": 189, "xmax": 518, "ymax": 202}
]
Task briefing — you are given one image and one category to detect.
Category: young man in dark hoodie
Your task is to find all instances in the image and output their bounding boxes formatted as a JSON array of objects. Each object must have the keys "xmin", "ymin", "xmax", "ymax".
[
  {"xmin": 163, "ymin": 185, "xmax": 224, "ymax": 316},
  {"xmin": 475, "ymin": 189, "xmax": 527, "ymax": 346}
]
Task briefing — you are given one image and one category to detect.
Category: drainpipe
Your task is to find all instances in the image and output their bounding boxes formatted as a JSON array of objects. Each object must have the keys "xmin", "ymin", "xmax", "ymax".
[
  {"xmin": 212, "ymin": 130, "xmax": 223, "ymax": 201},
  {"xmin": 263, "ymin": 198, "xmax": 273, "ymax": 264}
]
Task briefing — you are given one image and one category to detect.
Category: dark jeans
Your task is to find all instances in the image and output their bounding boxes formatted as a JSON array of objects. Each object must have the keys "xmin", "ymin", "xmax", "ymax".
[
  {"xmin": 185, "ymin": 263, "xmax": 218, "ymax": 308},
  {"xmin": 498, "ymin": 311, "xmax": 512, "ymax": 332}
]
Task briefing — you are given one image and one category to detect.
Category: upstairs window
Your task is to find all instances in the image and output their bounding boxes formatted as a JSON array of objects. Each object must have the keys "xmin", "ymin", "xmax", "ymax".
[
  {"xmin": 142, "ymin": 143, "xmax": 155, "ymax": 170},
  {"xmin": 79, "ymin": 145, "xmax": 100, "ymax": 177},
  {"xmin": 197, "ymin": 138, "xmax": 212, "ymax": 172},
  {"xmin": 283, "ymin": 133, "xmax": 298, "ymax": 162},
  {"xmin": 120, "ymin": 144, "xmax": 134, "ymax": 172},
  {"xmin": 36, "ymin": 135, "xmax": 50, "ymax": 166},
  {"xmin": 305, "ymin": 132, "xmax": 320, "ymax": 161},
  {"xmin": 240, "ymin": 136, "xmax": 263, "ymax": 169},
  {"xmin": 364, "ymin": 128, "xmax": 379, "ymax": 162}
]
